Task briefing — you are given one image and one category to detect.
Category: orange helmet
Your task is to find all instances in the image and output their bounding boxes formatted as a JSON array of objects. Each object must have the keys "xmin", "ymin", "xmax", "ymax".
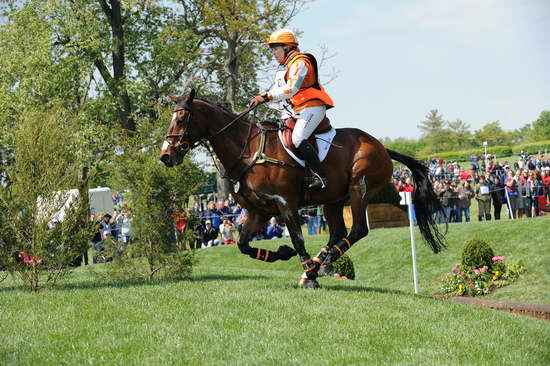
[{"xmin": 263, "ymin": 29, "xmax": 299, "ymax": 47}]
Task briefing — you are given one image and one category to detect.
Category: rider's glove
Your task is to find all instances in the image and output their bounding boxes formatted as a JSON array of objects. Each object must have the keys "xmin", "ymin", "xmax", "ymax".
[{"xmin": 249, "ymin": 92, "xmax": 270, "ymax": 107}]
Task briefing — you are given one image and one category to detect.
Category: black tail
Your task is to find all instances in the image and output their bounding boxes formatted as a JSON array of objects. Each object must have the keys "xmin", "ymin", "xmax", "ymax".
[{"xmin": 387, "ymin": 149, "xmax": 447, "ymax": 253}]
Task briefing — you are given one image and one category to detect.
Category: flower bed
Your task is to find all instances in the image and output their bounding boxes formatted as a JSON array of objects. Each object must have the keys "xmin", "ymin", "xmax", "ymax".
[{"xmin": 441, "ymin": 256, "xmax": 524, "ymax": 297}]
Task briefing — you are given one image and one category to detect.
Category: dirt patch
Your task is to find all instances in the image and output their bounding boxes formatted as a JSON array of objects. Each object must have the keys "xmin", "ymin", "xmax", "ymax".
[{"xmin": 440, "ymin": 296, "xmax": 550, "ymax": 321}]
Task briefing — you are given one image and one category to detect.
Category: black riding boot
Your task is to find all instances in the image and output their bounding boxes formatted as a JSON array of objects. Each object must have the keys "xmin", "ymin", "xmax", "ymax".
[{"xmin": 297, "ymin": 140, "xmax": 327, "ymax": 190}]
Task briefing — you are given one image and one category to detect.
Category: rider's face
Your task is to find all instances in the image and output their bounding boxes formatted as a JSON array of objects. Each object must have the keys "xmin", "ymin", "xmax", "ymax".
[{"xmin": 271, "ymin": 45, "xmax": 286, "ymax": 63}]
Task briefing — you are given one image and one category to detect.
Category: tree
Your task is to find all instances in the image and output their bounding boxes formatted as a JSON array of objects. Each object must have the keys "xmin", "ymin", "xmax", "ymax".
[
  {"xmin": 528, "ymin": 110, "xmax": 550, "ymax": 141},
  {"xmin": 418, "ymin": 109, "xmax": 447, "ymax": 153},
  {"xmin": 447, "ymin": 119, "xmax": 472, "ymax": 150},
  {"xmin": 178, "ymin": 0, "xmax": 307, "ymax": 110},
  {"xmin": 473, "ymin": 121, "xmax": 512, "ymax": 147},
  {"xmin": 380, "ymin": 137, "xmax": 425, "ymax": 158}
]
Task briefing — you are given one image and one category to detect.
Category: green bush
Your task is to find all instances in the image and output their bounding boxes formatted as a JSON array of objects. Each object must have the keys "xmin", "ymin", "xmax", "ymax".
[
  {"xmin": 511, "ymin": 140, "xmax": 550, "ymax": 155},
  {"xmin": 461, "ymin": 239, "xmax": 495, "ymax": 270},
  {"xmin": 417, "ymin": 145, "xmax": 512, "ymax": 162},
  {"xmin": 331, "ymin": 254, "xmax": 355, "ymax": 280}
]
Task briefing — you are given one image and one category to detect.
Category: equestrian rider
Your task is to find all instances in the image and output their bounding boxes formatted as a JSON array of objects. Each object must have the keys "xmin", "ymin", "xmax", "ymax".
[{"xmin": 249, "ymin": 29, "xmax": 334, "ymax": 190}]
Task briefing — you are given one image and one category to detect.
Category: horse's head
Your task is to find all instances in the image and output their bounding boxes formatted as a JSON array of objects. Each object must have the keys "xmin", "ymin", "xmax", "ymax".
[{"xmin": 160, "ymin": 89, "xmax": 200, "ymax": 167}]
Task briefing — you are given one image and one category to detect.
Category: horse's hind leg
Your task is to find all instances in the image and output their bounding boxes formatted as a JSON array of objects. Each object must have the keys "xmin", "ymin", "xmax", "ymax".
[
  {"xmin": 312, "ymin": 202, "xmax": 348, "ymax": 276},
  {"xmin": 272, "ymin": 203, "xmax": 320, "ymax": 288},
  {"xmin": 319, "ymin": 176, "xmax": 371, "ymax": 274}
]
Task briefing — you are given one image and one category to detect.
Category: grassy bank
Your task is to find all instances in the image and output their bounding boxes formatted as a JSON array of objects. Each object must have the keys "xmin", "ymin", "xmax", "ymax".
[{"xmin": 1, "ymin": 217, "xmax": 549, "ymax": 365}]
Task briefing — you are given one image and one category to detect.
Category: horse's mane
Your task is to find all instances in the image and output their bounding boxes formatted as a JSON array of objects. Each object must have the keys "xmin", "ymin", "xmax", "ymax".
[
  {"xmin": 194, "ymin": 96, "xmax": 276, "ymax": 126},
  {"xmin": 194, "ymin": 97, "xmax": 237, "ymax": 118}
]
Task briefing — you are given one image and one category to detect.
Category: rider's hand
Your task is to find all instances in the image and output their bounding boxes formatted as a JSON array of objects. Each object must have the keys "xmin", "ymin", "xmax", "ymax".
[{"xmin": 249, "ymin": 92, "xmax": 269, "ymax": 107}]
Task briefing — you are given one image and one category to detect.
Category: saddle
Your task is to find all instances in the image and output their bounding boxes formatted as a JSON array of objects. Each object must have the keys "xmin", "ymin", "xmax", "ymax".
[{"xmin": 281, "ymin": 116, "xmax": 332, "ymax": 157}]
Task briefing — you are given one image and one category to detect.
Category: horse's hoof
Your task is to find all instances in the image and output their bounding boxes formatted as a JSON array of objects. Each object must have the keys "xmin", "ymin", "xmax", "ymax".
[
  {"xmin": 298, "ymin": 277, "xmax": 321, "ymax": 289},
  {"xmin": 277, "ymin": 245, "xmax": 297, "ymax": 261},
  {"xmin": 318, "ymin": 263, "xmax": 333, "ymax": 277}
]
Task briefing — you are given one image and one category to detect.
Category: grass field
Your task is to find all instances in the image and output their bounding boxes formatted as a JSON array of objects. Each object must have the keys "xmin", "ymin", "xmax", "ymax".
[{"xmin": 1, "ymin": 217, "xmax": 549, "ymax": 365}]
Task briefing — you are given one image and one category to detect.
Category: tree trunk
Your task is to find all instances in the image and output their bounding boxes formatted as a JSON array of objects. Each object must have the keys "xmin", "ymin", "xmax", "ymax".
[
  {"xmin": 224, "ymin": 36, "xmax": 239, "ymax": 111},
  {"xmin": 98, "ymin": 0, "xmax": 135, "ymax": 132}
]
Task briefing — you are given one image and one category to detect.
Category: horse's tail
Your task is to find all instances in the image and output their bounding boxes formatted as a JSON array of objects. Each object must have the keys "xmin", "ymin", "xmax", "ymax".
[{"xmin": 386, "ymin": 149, "xmax": 447, "ymax": 253}]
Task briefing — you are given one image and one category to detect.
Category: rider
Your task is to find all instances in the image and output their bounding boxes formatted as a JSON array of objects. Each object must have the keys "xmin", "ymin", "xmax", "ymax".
[{"xmin": 249, "ymin": 29, "xmax": 334, "ymax": 190}]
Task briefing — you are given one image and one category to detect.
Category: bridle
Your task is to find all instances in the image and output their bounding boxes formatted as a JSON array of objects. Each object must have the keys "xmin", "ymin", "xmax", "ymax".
[
  {"xmin": 164, "ymin": 102, "xmax": 196, "ymax": 154},
  {"xmin": 164, "ymin": 100, "xmax": 259, "ymax": 155}
]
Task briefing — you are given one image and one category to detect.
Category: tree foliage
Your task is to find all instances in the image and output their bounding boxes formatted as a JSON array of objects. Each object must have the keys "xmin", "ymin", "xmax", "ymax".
[{"xmin": 0, "ymin": 108, "xmax": 94, "ymax": 291}]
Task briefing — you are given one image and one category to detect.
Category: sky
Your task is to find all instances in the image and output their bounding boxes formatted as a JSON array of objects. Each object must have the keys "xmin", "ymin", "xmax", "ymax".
[{"xmin": 279, "ymin": 0, "xmax": 550, "ymax": 140}]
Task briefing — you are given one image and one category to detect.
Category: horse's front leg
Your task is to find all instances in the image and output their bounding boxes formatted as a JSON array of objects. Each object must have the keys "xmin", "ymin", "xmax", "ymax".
[{"xmin": 237, "ymin": 210, "xmax": 296, "ymax": 262}]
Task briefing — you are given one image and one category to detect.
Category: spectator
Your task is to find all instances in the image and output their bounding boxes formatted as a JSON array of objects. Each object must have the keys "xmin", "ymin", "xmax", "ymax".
[
  {"xmin": 517, "ymin": 176, "xmax": 528, "ymax": 219},
  {"xmin": 437, "ymin": 182, "xmax": 454, "ymax": 223},
  {"xmin": 265, "ymin": 217, "xmax": 283, "ymax": 239},
  {"xmin": 456, "ymin": 181, "xmax": 474, "ymax": 222},
  {"xmin": 98, "ymin": 213, "xmax": 114, "ymax": 239},
  {"xmin": 235, "ymin": 208, "xmax": 248, "ymax": 234},
  {"xmin": 201, "ymin": 220, "xmax": 220, "ymax": 248},
  {"xmin": 542, "ymin": 168, "xmax": 550, "ymax": 203},
  {"xmin": 397, "ymin": 177, "xmax": 415, "ymax": 192},
  {"xmin": 119, "ymin": 210, "xmax": 132, "ymax": 244},
  {"xmin": 526, "ymin": 171, "xmax": 542, "ymax": 217},
  {"xmin": 205, "ymin": 201, "xmax": 222, "ymax": 229},
  {"xmin": 491, "ymin": 176, "xmax": 506, "ymax": 220},
  {"xmin": 220, "ymin": 218, "xmax": 236, "ymax": 244},
  {"xmin": 475, "ymin": 175, "xmax": 492, "ymax": 221},
  {"xmin": 306, "ymin": 208, "xmax": 319, "ymax": 235},
  {"xmin": 458, "ymin": 167, "xmax": 472, "ymax": 181},
  {"xmin": 504, "ymin": 170, "xmax": 518, "ymax": 219}
]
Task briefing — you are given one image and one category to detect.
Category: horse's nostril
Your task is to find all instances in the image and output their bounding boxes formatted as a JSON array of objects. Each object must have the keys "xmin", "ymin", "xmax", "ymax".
[{"xmin": 160, "ymin": 154, "xmax": 172, "ymax": 167}]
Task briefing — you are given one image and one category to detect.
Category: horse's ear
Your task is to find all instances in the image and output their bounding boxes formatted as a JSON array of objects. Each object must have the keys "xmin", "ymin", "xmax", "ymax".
[
  {"xmin": 169, "ymin": 96, "xmax": 179, "ymax": 104},
  {"xmin": 188, "ymin": 88, "xmax": 196, "ymax": 103}
]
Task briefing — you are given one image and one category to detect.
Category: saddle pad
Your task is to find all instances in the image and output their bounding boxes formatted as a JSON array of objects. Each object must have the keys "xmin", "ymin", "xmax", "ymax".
[{"xmin": 278, "ymin": 128, "xmax": 337, "ymax": 167}]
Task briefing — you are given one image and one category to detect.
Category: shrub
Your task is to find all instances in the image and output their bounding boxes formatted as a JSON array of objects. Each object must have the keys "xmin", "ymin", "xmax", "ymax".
[
  {"xmin": 461, "ymin": 239, "xmax": 495, "ymax": 270},
  {"xmin": 331, "ymin": 254, "xmax": 355, "ymax": 280},
  {"xmin": 417, "ymin": 146, "xmax": 513, "ymax": 162},
  {"xmin": 511, "ymin": 140, "xmax": 550, "ymax": 155},
  {"xmin": 0, "ymin": 109, "xmax": 95, "ymax": 291}
]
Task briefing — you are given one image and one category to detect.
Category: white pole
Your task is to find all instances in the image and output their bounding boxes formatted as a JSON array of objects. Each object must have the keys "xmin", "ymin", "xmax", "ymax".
[
  {"xmin": 406, "ymin": 192, "xmax": 419, "ymax": 294},
  {"xmin": 505, "ymin": 188, "xmax": 514, "ymax": 220},
  {"xmin": 365, "ymin": 206, "xmax": 370, "ymax": 230}
]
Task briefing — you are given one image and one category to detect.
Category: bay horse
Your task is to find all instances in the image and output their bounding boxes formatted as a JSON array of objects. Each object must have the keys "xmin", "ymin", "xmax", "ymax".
[{"xmin": 160, "ymin": 90, "xmax": 445, "ymax": 288}]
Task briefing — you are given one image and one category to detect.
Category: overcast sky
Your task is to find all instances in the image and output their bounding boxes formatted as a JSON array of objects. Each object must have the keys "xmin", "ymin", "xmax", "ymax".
[{"xmin": 281, "ymin": 0, "xmax": 550, "ymax": 140}]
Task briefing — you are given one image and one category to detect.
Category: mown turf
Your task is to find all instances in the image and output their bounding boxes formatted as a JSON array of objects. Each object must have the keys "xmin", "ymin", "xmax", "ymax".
[{"xmin": 1, "ymin": 217, "xmax": 549, "ymax": 365}]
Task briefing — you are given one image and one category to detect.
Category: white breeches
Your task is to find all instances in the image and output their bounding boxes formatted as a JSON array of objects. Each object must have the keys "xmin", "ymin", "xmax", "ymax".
[{"xmin": 291, "ymin": 105, "xmax": 326, "ymax": 148}]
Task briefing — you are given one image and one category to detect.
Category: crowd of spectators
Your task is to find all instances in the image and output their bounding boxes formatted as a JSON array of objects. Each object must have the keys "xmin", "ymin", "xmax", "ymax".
[
  {"xmin": 393, "ymin": 152, "xmax": 550, "ymax": 223},
  {"xmin": 173, "ymin": 195, "xmax": 325, "ymax": 249},
  {"xmin": 90, "ymin": 207, "xmax": 133, "ymax": 264}
]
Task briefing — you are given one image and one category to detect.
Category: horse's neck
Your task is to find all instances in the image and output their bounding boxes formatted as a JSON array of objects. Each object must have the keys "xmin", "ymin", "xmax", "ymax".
[{"xmin": 200, "ymin": 103, "xmax": 251, "ymax": 174}]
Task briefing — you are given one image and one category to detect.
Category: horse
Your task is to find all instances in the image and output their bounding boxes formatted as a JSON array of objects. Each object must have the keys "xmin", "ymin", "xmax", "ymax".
[{"xmin": 160, "ymin": 90, "xmax": 445, "ymax": 288}]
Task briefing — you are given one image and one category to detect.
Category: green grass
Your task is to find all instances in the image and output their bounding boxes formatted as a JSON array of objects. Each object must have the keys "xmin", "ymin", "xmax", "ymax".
[{"xmin": 1, "ymin": 217, "xmax": 549, "ymax": 365}]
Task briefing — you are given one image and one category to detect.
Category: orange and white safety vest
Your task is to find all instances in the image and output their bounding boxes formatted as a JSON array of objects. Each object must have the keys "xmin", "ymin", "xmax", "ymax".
[{"xmin": 269, "ymin": 50, "xmax": 334, "ymax": 111}]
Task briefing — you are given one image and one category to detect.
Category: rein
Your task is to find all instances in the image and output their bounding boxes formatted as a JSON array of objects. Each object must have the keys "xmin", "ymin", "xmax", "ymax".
[{"xmin": 166, "ymin": 99, "xmax": 296, "ymax": 186}]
